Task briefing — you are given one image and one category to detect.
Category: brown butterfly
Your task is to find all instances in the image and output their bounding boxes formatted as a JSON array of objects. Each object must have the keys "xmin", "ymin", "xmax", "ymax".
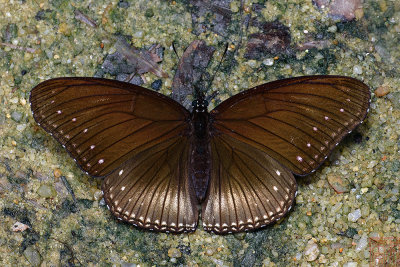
[{"xmin": 29, "ymin": 75, "xmax": 370, "ymax": 233}]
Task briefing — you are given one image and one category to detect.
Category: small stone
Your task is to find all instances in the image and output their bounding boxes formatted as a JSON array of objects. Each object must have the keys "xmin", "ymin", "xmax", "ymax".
[
  {"xmin": 355, "ymin": 234, "xmax": 368, "ymax": 252},
  {"xmin": 205, "ymin": 248, "xmax": 214, "ymax": 256},
  {"xmin": 37, "ymin": 184, "xmax": 57, "ymax": 198},
  {"xmin": 168, "ymin": 247, "xmax": 182, "ymax": 258},
  {"xmin": 327, "ymin": 174, "xmax": 350, "ymax": 193},
  {"xmin": 348, "ymin": 209, "xmax": 362, "ymax": 222},
  {"xmin": 263, "ymin": 58, "xmax": 274, "ymax": 66},
  {"xmin": 12, "ymin": 222, "xmax": 30, "ymax": 232},
  {"xmin": 23, "ymin": 246, "xmax": 41, "ymax": 266},
  {"xmin": 53, "ymin": 168, "xmax": 62, "ymax": 178},
  {"xmin": 11, "ymin": 111, "xmax": 23, "ymax": 122},
  {"xmin": 343, "ymin": 262, "xmax": 358, "ymax": 267},
  {"xmin": 93, "ymin": 190, "xmax": 103, "ymax": 201},
  {"xmin": 353, "ymin": 65, "xmax": 362, "ymax": 75},
  {"xmin": 375, "ymin": 85, "xmax": 390, "ymax": 97},
  {"xmin": 151, "ymin": 79, "xmax": 162, "ymax": 91},
  {"xmin": 304, "ymin": 240, "xmax": 320, "ymax": 261}
]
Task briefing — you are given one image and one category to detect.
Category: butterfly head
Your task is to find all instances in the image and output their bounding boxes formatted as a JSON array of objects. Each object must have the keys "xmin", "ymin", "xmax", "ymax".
[{"xmin": 192, "ymin": 99, "xmax": 208, "ymax": 113}]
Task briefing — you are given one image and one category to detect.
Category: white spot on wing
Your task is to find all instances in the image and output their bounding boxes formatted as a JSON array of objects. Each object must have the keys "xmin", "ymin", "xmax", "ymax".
[
  {"xmin": 119, "ymin": 169, "xmax": 124, "ymax": 176},
  {"xmin": 90, "ymin": 145, "xmax": 95, "ymax": 149},
  {"xmin": 275, "ymin": 170, "xmax": 281, "ymax": 176},
  {"xmin": 98, "ymin": 159, "xmax": 104, "ymax": 164},
  {"xmin": 296, "ymin": 156, "xmax": 303, "ymax": 162}
]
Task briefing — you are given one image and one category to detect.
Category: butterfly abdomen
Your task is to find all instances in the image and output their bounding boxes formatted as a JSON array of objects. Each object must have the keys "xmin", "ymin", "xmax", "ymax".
[{"xmin": 190, "ymin": 105, "xmax": 211, "ymax": 202}]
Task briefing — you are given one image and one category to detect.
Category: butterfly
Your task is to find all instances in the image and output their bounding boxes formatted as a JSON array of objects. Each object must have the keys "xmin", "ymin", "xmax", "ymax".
[{"xmin": 29, "ymin": 75, "xmax": 370, "ymax": 233}]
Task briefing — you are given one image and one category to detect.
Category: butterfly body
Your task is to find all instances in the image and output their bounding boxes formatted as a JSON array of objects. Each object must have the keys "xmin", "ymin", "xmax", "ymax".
[
  {"xmin": 30, "ymin": 75, "xmax": 370, "ymax": 233},
  {"xmin": 189, "ymin": 99, "xmax": 212, "ymax": 202}
]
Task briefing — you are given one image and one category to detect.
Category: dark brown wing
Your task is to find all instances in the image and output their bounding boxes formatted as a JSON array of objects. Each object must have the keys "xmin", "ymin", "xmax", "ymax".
[
  {"xmin": 30, "ymin": 77, "xmax": 198, "ymax": 233},
  {"xmin": 102, "ymin": 136, "xmax": 198, "ymax": 233},
  {"xmin": 202, "ymin": 134, "xmax": 296, "ymax": 233},
  {"xmin": 30, "ymin": 77, "xmax": 190, "ymax": 177},
  {"xmin": 210, "ymin": 76, "xmax": 370, "ymax": 175}
]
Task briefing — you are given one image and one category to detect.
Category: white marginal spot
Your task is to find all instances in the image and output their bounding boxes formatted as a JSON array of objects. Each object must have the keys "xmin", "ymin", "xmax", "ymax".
[
  {"xmin": 121, "ymin": 186, "xmax": 126, "ymax": 191},
  {"xmin": 90, "ymin": 145, "xmax": 95, "ymax": 149},
  {"xmin": 340, "ymin": 108, "xmax": 344, "ymax": 112},
  {"xmin": 346, "ymin": 98, "xmax": 351, "ymax": 102},
  {"xmin": 98, "ymin": 159, "xmax": 104, "ymax": 164},
  {"xmin": 324, "ymin": 116, "xmax": 329, "ymax": 120},
  {"xmin": 83, "ymin": 128, "xmax": 88, "ymax": 133},
  {"xmin": 314, "ymin": 155, "xmax": 318, "ymax": 159},
  {"xmin": 57, "ymin": 110, "xmax": 62, "ymax": 114},
  {"xmin": 313, "ymin": 127, "xmax": 318, "ymax": 131},
  {"xmin": 296, "ymin": 156, "xmax": 303, "ymax": 162},
  {"xmin": 51, "ymin": 100, "xmax": 55, "ymax": 104},
  {"xmin": 72, "ymin": 118, "xmax": 76, "ymax": 122},
  {"xmin": 273, "ymin": 186, "xmax": 278, "ymax": 191},
  {"xmin": 275, "ymin": 170, "xmax": 281, "ymax": 176},
  {"xmin": 307, "ymin": 143, "xmax": 311, "ymax": 147},
  {"xmin": 119, "ymin": 169, "xmax": 124, "ymax": 176}
]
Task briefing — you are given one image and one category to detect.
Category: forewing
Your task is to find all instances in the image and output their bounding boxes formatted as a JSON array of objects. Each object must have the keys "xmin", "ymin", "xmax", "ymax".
[
  {"xmin": 102, "ymin": 136, "xmax": 199, "ymax": 233},
  {"xmin": 30, "ymin": 77, "xmax": 190, "ymax": 177},
  {"xmin": 202, "ymin": 134, "xmax": 297, "ymax": 233},
  {"xmin": 210, "ymin": 76, "xmax": 370, "ymax": 175}
]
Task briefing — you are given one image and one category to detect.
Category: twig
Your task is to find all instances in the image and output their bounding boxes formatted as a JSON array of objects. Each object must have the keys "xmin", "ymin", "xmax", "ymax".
[{"xmin": 0, "ymin": 42, "xmax": 36, "ymax": 53}]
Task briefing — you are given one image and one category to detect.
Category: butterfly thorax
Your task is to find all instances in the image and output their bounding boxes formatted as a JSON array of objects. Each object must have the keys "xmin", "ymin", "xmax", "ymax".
[{"xmin": 190, "ymin": 99, "xmax": 211, "ymax": 202}]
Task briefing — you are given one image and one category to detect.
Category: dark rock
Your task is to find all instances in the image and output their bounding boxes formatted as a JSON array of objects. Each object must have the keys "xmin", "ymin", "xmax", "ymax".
[
  {"xmin": 128, "ymin": 75, "xmax": 144, "ymax": 86},
  {"xmin": 245, "ymin": 21, "xmax": 291, "ymax": 60},
  {"xmin": 189, "ymin": 0, "xmax": 232, "ymax": 36},
  {"xmin": 151, "ymin": 79, "xmax": 162, "ymax": 91},
  {"xmin": 117, "ymin": 1, "xmax": 130, "ymax": 8},
  {"xmin": 171, "ymin": 40, "xmax": 215, "ymax": 110}
]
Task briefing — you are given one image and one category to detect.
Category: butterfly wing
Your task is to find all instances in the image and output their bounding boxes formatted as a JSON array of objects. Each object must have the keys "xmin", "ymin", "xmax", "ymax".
[
  {"xmin": 102, "ymin": 135, "xmax": 198, "ymax": 232},
  {"xmin": 30, "ymin": 77, "xmax": 190, "ymax": 177},
  {"xmin": 209, "ymin": 75, "xmax": 370, "ymax": 175},
  {"xmin": 202, "ymin": 75, "xmax": 370, "ymax": 233},
  {"xmin": 30, "ymin": 77, "xmax": 198, "ymax": 232},
  {"xmin": 202, "ymin": 134, "xmax": 297, "ymax": 233}
]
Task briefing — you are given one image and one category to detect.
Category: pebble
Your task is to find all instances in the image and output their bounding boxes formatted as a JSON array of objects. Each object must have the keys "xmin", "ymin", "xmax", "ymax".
[
  {"xmin": 263, "ymin": 58, "xmax": 274, "ymax": 66},
  {"xmin": 11, "ymin": 111, "xmax": 22, "ymax": 122},
  {"xmin": 348, "ymin": 209, "xmax": 362, "ymax": 222},
  {"xmin": 343, "ymin": 262, "xmax": 358, "ymax": 267},
  {"xmin": 37, "ymin": 184, "xmax": 57, "ymax": 198},
  {"xmin": 23, "ymin": 246, "xmax": 41, "ymax": 266},
  {"xmin": 355, "ymin": 234, "xmax": 368, "ymax": 252},
  {"xmin": 374, "ymin": 85, "xmax": 390, "ymax": 97},
  {"xmin": 168, "ymin": 248, "xmax": 181, "ymax": 258},
  {"xmin": 352, "ymin": 65, "xmax": 363, "ymax": 75},
  {"xmin": 327, "ymin": 174, "xmax": 350, "ymax": 193},
  {"xmin": 12, "ymin": 222, "xmax": 30, "ymax": 232},
  {"xmin": 151, "ymin": 79, "xmax": 162, "ymax": 90},
  {"xmin": 304, "ymin": 240, "xmax": 320, "ymax": 262},
  {"xmin": 53, "ymin": 168, "xmax": 62, "ymax": 178}
]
